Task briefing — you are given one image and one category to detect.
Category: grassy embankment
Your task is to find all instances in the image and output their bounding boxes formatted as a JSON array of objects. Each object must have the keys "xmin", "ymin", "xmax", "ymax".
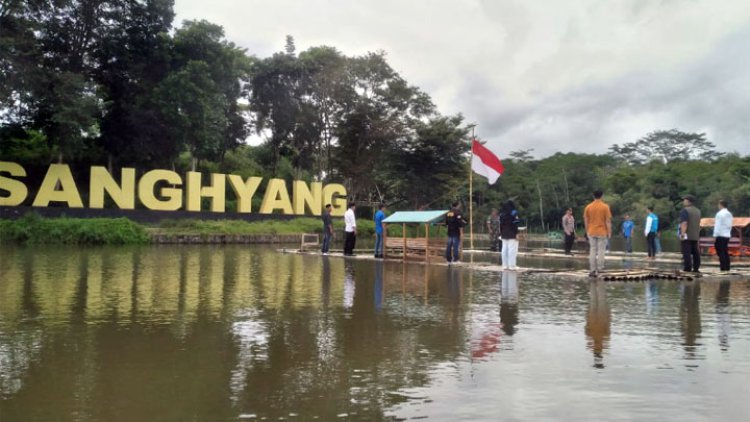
[
  {"xmin": 0, "ymin": 214, "xmax": 150, "ymax": 244},
  {"xmin": 0, "ymin": 214, "xmax": 387, "ymax": 245}
]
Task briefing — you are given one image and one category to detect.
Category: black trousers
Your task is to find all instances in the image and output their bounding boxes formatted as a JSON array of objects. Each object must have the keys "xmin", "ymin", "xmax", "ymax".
[
  {"xmin": 344, "ymin": 231, "xmax": 356, "ymax": 255},
  {"xmin": 647, "ymin": 232, "xmax": 657, "ymax": 257},
  {"xmin": 564, "ymin": 233, "xmax": 575, "ymax": 254},
  {"xmin": 681, "ymin": 240, "xmax": 701, "ymax": 272},
  {"xmin": 715, "ymin": 237, "xmax": 730, "ymax": 271}
]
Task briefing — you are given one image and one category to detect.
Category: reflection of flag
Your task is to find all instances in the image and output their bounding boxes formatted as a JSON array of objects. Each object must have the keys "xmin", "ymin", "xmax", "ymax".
[
  {"xmin": 471, "ymin": 139, "xmax": 505, "ymax": 184},
  {"xmin": 471, "ymin": 323, "xmax": 503, "ymax": 359}
]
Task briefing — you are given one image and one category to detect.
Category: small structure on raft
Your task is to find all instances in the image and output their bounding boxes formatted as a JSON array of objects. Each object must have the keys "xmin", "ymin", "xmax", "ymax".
[
  {"xmin": 699, "ymin": 217, "xmax": 750, "ymax": 257},
  {"xmin": 382, "ymin": 210, "xmax": 449, "ymax": 262}
]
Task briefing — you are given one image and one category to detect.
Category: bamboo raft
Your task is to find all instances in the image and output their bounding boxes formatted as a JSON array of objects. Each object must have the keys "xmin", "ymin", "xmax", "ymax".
[{"xmin": 282, "ymin": 249, "xmax": 750, "ymax": 282}]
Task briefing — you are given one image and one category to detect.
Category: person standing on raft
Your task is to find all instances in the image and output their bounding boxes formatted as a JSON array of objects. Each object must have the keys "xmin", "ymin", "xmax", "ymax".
[
  {"xmin": 584, "ymin": 189, "xmax": 612, "ymax": 277},
  {"xmin": 499, "ymin": 200, "xmax": 521, "ymax": 270}
]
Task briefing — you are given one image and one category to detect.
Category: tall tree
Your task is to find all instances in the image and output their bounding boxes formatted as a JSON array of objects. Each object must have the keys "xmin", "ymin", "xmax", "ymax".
[
  {"xmin": 386, "ymin": 115, "xmax": 470, "ymax": 208},
  {"xmin": 609, "ymin": 129, "xmax": 723, "ymax": 165}
]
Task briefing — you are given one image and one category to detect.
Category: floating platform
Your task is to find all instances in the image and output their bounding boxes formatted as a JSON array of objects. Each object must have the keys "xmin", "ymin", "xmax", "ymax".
[{"xmin": 281, "ymin": 248, "xmax": 750, "ymax": 282}]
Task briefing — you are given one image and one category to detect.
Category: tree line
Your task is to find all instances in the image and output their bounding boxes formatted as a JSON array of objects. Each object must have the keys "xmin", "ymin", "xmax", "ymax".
[
  {"xmin": 2, "ymin": 1, "xmax": 748, "ymax": 231},
  {"xmin": 0, "ymin": 0, "xmax": 468, "ymax": 211},
  {"xmin": 475, "ymin": 131, "xmax": 750, "ymax": 234}
]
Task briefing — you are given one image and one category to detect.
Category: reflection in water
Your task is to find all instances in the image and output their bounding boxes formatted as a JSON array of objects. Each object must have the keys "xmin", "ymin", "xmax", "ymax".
[
  {"xmin": 500, "ymin": 271, "xmax": 519, "ymax": 337},
  {"xmin": 343, "ymin": 260, "xmax": 355, "ymax": 309},
  {"xmin": 585, "ymin": 281, "xmax": 611, "ymax": 369},
  {"xmin": 680, "ymin": 282, "xmax": 702, "ymax": 361},
  {"xmin": 0, "ymin": 246, "xmax": 749, "ymax": 421},
  {"xmin": 374, "ymin": 261, "xmax": 383, "ymax": 311},
  {"xmin": 646, "ymin": 280, "xmax": 660, "ymax": 315},
  {"xmin": 716, "ymin": 281, "xmax": 731, "ymax": 351}
]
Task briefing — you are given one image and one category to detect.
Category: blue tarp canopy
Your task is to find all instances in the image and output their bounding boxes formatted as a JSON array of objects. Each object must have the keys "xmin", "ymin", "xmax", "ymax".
[{"xmin": 382, "ymin": 210, "xmax": 448, "ymax": 224}]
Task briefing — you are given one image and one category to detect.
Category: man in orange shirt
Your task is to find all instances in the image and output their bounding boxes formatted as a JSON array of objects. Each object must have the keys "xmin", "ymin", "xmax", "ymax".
[{"xmin": 584, "ymin": 189, "xmax": 612, "ymax": 277}]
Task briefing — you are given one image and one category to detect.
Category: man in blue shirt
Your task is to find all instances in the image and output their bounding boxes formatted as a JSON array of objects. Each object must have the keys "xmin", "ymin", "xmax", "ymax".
[
  {"xmin": 321, "ymin": 203, "xmax": 333, "ymax": 254},
  {"xmin": 374, "ymin": 203, "xmax": 387, "ymax": 258},
  {"xmin": 644, "ymin": 207, "xmax": 659, "ymax": 259},
  {"xmin": 622, "ymin": 214, "xmax": 634, "ymax": 253}
]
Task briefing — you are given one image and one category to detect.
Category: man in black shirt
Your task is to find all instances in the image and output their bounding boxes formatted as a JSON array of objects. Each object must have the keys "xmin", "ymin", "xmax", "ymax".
[
  {"xmin": 445, "ymin": 201, "xmax": 465, "ymax": 264},
  {"xmin": 679, "ymin": 194, "xmax": 702, "ymax": 273}
]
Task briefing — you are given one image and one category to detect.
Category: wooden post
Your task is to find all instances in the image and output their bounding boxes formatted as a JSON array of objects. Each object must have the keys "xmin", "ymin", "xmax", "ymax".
[
  {"xmin": 469, "ymin": 126, "xmax": 475, "ymax": 251},
  {"xmin": 425, "ymin": 223, "xmax": 430, "ymax": 263},
  {"xmin": 383, "ymin": 223, "xmax": 388, "ymax": 259},
  {"xmin": 402, "ymin": 223, "xmax": 407, "ymax": 261}
]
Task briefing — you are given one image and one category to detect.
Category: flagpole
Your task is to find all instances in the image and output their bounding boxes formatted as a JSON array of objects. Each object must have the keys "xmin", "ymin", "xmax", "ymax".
[{"xmin": 469, "ymin": 126, "xmax": 474, "ymax": 251}]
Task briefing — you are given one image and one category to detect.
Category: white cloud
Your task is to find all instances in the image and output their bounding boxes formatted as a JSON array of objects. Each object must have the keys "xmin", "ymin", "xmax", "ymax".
[{"xmin": 175, "ymin": 0, "xmax": 750, "ymax": 156}]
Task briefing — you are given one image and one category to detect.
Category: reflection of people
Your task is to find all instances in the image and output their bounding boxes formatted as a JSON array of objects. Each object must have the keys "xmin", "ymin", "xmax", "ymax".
[
  {"xmin": 344, "ymin": 202, "xmax": 357, "ymax": 256},
  {"xmin": 444, "ymin": 201, "xmax": 465, "ymax": 264},
  {"xmin": 713, "ymin": 200, "xmax": 733, "ymax": 272},
  {"xmin": 585, "ymin": 281, "xmax": 611, "ymax": 369},
  {"xmin": 319, "ymin": 257, "xmax": 332, "ymax": 312},
  {"xmin": 645, "ymin": 280, "xmax": 659, "ymax": 315},
  {"xmin": 584, "ymin": 189, "xmax": 612, "ymax": 277},
  {"xmin": 679, "ymin": 195, "xmax": 702, "ymax": 273},
  {"xmin": 486, "ymin": 208, "xmax": 500, "ymax": 252},
  {"xmin": 374, "ymin": 203, "xmax": 387, "ymax": 258},
  {"xmin": 562, "ymin": 207, "xmax": 575, "ymax": 255},
  {"xmin": 500, "ymin": 270, "xmax": 519, "ymax": 336},
  {"xmin": 321, "ymin": 204, "xmax": 334, "ymax": 254},
  {"xmin": 716, "ymin": 281, "xmax": 730, "ymax": 351},
  {"xmin": 680, "ymin": 281, "xmax": 702, "ymax": 357},
  {"xmin": 343, "ymin": 261, "xmax": 355, "ymax": 309},
  {"xmin": 621, "ymin": 214, "xmax": 634, "ymax": 254},
  {"xmin": 374, "ymin": 261, "xmax": 384, "ymax": 311},
  {"xmin": 499, "ymin": 200, "xmax": 521, "ymax": 270},
  {"xmin": 644, "ymin": 206, "xmax": 659, "ymax": 259}
]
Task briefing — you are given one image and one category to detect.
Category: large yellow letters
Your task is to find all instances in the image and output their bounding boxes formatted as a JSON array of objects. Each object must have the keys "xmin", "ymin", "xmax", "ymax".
[
  {"xmin": 32, "ymin": 164, "xmax": 84, "ymax": 207},
  {"xmin": 227, "ymin": 175, "xmax": 262, "ymax": 213},
  {"xmin": 89, "ymin": 166, "xmax": 136, "ymax": 209},
  {"xmin": 0, "ymin": 162, "xmax": 348, "ymax": 215},
  {"xmin": 186, "ymin": 172, "xmax": 226, "ymax": 212},
  {"xmin": 293, "ymin": 181, "xmax": 322, "ymax": 215},
  {"xmin": 138, "ymin": 169, "xmax": 182, "ymax": 211},
  {"xmin": 259, "ymin": 179, "xmax": 293, "ymax": 214},
  {"xmin": 322, "ymin": 183, "xmax": 347, "ymax": 216},
  {"xmin": 0, "ymin": 161, "xmax": 28, "ymax": 206}
]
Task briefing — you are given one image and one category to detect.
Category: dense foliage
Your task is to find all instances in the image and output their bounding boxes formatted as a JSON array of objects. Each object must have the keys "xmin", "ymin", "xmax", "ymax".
[
  {"xmin": 0, "ymin": 213, "xmax": 149, "ymax": 244},
  {"xmin": 474, "ymin": 151, "xmax": 750, "ymax": 234},
  {"xmin": 1, "ymin": 1, "xmax": 748, "ymax": 235}
]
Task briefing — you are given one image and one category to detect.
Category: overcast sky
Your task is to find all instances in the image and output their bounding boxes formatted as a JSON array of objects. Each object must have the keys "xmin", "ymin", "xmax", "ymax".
[{"xmin": 174, "ymin": 0, "xmax": 750, "ymax": 158}]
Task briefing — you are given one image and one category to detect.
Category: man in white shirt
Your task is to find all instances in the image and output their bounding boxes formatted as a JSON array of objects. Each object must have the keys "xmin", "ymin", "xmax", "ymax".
[
  {"xmin": 713, "ymin": 200, "xmax": 733, "ymax": 272},
  {"xmin": 344, "ymin": 202, "xmax": 357, "ymax": 256}
]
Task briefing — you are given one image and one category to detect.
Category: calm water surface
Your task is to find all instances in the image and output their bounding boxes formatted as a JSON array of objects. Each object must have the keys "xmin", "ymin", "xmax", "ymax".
[{"xmin": 1, "ymin": 245, "xmax": 749, "ymax": 421}]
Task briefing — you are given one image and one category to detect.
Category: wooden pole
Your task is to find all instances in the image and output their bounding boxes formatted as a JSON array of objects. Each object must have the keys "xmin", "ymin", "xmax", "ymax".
[
  {"xmin": 425, "ymin": 223, "xmax": 429, "ymax": 263},
  {"xmin": 469, "ymin": 126, "xmax": 475, "ymax": 251},
  {"xmin": 402, "ymin": 223, "xmax": 407, "ymax": 261}
]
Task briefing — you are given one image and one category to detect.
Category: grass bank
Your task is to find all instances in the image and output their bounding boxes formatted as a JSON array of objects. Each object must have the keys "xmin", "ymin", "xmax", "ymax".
[
  {"xmin": 0, "ymin": 214, "xmax": 150, "ymax": 245},
  {"xmin": 0, "ymin": 215, "xmax": 382, "ymax": 245},
  {"xmin": 156, "ymin": 217, "xmax": 374, "ymax": 236}
]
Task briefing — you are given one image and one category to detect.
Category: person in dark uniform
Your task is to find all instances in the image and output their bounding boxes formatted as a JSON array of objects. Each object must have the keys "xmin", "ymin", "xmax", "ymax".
[
  {"xmin": 444, "ymin": 201, "xmax": 465, "ymax": 264},
  {"xmin": 679, "ymin": 194, "xmax": 702, "ymax": 273}
]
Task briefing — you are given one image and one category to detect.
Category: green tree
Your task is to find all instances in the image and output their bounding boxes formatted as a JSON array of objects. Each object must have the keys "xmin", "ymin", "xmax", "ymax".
[
  {"xmin": 609, "ymin": 129, "xmax": 723, "ymax": 165},
  {"xmin": 386, "ymin": 115, "xmax": 470, "ymax": 208}
]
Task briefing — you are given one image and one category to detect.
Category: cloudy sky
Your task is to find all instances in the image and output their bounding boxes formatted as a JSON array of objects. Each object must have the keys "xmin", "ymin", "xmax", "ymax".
[{"xmin": 174, "ymin": 0, "xmax": 750, "ymax": 158}]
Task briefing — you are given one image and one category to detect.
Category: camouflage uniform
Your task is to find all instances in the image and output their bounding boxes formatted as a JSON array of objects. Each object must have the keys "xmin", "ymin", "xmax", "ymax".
[{"xmin": 487, "ymin": 214, "xmax": 501, "ymax": 251}]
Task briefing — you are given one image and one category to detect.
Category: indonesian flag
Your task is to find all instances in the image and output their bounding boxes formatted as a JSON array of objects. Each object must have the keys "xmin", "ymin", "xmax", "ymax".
[{"xmin": 471, "ymin": 139, "xmax": 505, "ymax": 184}]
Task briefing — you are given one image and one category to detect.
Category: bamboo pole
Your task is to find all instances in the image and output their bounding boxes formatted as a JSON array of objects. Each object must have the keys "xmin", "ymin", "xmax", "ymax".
[
  {"xmin": 425, "ymin": 223, "xmax": 429, "ymax": 264},
  {"xmin": 469, "ymin": 127, "xmax": 474, "ymax": 252}
]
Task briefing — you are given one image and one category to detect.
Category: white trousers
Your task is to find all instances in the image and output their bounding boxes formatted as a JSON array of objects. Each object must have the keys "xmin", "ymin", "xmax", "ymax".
[{"xmin": 501, "ymin": 238, "xmax": 519, "ymax": 269}]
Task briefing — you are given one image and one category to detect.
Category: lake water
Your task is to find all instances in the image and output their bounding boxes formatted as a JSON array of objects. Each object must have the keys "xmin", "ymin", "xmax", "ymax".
[{"xmin": 1, "ymin": 245, "xmax": 749, "ymax": 421}]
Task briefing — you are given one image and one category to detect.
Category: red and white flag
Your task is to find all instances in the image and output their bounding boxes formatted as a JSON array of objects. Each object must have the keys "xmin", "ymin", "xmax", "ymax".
[{"xmin": 471, "ymin": 139, "xmax": 504, "ymax": 184}]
